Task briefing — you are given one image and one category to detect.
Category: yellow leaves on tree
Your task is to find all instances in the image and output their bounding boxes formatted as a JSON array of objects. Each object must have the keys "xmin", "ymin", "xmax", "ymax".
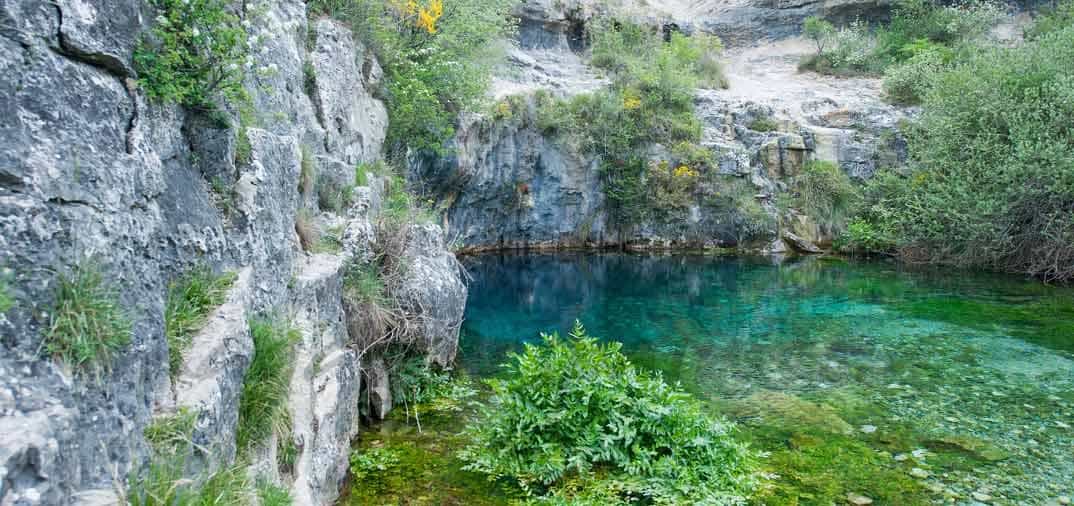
[
  {"xmin": 389, "ymin": 0, "xmax": 443, "ymax": 34},
  {"xmin": 415, "ymin": 0, "xmax": 443, "ymax": 34}
]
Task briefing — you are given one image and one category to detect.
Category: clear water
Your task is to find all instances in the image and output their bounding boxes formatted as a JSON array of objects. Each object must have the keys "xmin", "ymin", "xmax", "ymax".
[{"xmin": 457, "ymin": 253, "xmax": 1074, "ymax": 503}]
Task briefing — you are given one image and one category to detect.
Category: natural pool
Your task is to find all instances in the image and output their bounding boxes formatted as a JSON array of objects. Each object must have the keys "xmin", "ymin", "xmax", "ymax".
[{"xmin": 347, "ymin": 253, "xmax": 1074, "ymax": 505}]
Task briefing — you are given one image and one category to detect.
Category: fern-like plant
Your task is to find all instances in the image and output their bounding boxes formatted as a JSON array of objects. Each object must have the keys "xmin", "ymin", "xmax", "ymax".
[{"xmin": 460, "ymin": 322, "xmax": 756, "ymax": 503}]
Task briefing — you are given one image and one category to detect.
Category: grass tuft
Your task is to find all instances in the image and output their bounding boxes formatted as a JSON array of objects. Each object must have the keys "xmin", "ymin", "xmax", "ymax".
[
  {"xmin": 165, "ymin": 266, "xmax": 237, "ymax": 380},
  {"xmin": 45, "ymin": 262, "xmax": 131, "ymax": 374},
  {"xmin": 143, "ymin": 408, "xmax": 198, "ymax": 455},
  {"xmin": 128, "ymin": 456, "xmax": 252, "ymax": 506},
  {"xmin": 299, "ymin": 146, "xmax": 317, "ymax": 196},
  {"xmin": 236, "ymin": 317, "xmax": 299, "ymax": 454},
  {"xmin": 0, "ymin": 275, "xmax": 12, "ymax": 313}
]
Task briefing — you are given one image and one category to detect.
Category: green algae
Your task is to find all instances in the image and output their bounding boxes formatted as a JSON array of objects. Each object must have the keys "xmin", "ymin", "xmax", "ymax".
[{"xmin": 344, "ymin": 416, "xmax": 523, "ymax": 505}]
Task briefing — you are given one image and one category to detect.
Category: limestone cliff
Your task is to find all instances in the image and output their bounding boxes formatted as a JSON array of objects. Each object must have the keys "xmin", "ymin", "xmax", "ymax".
[
  {"xmin": 0, "ymin": 1, "xmax": 465, "ymax": 504},
  {"xmin": 413, "ymin": 1, "xmax": 908, "ymax": 254}
]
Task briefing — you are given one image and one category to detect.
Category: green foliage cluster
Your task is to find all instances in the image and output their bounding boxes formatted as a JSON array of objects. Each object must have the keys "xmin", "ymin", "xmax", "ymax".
[
  {"xmin": 703, "ymin": 176, "xmax": 777, "ymax": 243},
  {"xmin": 890, "ymin": 24, "xmax": 1074, "ymax": 279},
  {"xmin": 132, "ymin": 406, "xmax": 293, "ymax": 506},
  {"xmin": 460, "ymin": 323, "xmax": 756, "ymax": 504},
  {"xmin": 143, "ymin": 408, "xmax": 198, "ymax": 455},
  {"xmin": 793, "ymin": 160, "xmax": 860, "ymax": 236},
  {"xmin": 343, "ymin": 261, "xmax": 386, "ymax": 307},
  {"xmin": 308, "ymin": 0, "xmax": 519, "ymax": 155},
  {"xmin": 350, "ymin": 447, "xmax": 402, "ymax": 487},
  {"xmin": 134, "ymin": 0, "xmax": 249, "ymax": 110},
  {"xmin": 1025, "ymin": 0, "xmax": 1074, "ymax": 39},
  {"xmin": 165, "ymin": 266, "xmax": 236, "ymax": 380},
  {"xmin": 0, "ymin": 275, "xmax": 12, "ymax": 313},
  {"xmin": 129, "ymin": 459, "xmax": 253, "ymax": 506},
  {"xmin": 800, "ymin": 0, "xmax": 1000, "ymax": 87},
  {"xmin": 841, "ymin": 9, "xmax": 1074, "ymax": 280},
  {"xmin": 44, "ymin": 262, "xmax": 131, "ymax": 375},
  {"xmin": 391, "ymin": 358, "xmax": 478, "ymax": 415},
  {"xmin": 537, "ymin": 22, "xmax": 727, "ymax": 227},
  {"xmin": 236, "ymin": 318, "xmax": 299, "ymax": 454},
  {"xmin": 746, "ymin": 117, "xmax": 779, "ymax": 132}
]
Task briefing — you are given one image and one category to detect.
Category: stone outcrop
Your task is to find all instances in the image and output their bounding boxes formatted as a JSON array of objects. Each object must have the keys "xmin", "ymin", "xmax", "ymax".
[
  {"xmin": 419, "ymin": 7, "xmax": 909, "ymax": 255},
  {"xmin": 0, "ymin": 1, "xmax": 465, "ymax": 504}
]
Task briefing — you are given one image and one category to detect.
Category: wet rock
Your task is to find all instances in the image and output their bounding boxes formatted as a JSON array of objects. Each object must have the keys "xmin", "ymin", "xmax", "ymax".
[
  {"xmin": 973, "ymin": 491, "xmax": 993, "ymax": 502},
  {"xmin": 366, "ymin": 356, "xmax": 393, "ymax": 420},
  {"xmin": 397, "ymin": 223, "xmax": 468, "ymax": 367},
  {"xmin": 910, "ymin": 467, "xmax": 930, "ymax": 479},
  {"xmin": 1058, "ymin": 495, "xmax": 1071, "ymax": 505},
  {"xmin": 728, "ymin": 390, "xmax": 853, "ymax": 435},
  {"xmin": 783, "ymin": 231, "xmax": 823, "ymax": 254},
  {"xmin": 847, "ymin": 492, "xmax": 874, "ymax": 505},
  {"xmin": 926, "ymin": 435, "xmax": 1011, "ymax": 462}
]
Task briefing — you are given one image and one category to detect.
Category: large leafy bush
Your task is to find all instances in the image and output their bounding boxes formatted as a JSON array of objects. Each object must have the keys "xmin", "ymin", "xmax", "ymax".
[
  {"xmin": 846, "ymin": 21, "xmax": 1074, "ymax": 280},
  {"xmin": 800, "ymin": 0, "xmax": 1000, "ymax": 78},
  {"xmin": 891, "ymin": 25, "xmax": 1074, "ymax": 280},
  {"xmin": 460, "ymin": 323, "xmax": 755, "ymax": 504}
]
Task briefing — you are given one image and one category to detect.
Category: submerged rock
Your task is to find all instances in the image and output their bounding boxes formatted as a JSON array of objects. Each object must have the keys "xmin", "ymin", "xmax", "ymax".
[
  {"xmin": 847, "ymin": 492, "xmax": 874, "ymax": 505},
  {"xmin": 728, "ymin": 390, "xmax": 853, "ymax": 435},
  {"xmin": 926, "ymin": 435, "xmax": 1011, "ymax": 462}
]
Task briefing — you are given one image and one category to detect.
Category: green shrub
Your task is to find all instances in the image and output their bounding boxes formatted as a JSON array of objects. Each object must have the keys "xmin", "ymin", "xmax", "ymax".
[
  {"xmin": 236, "ymin": 318, "xmax": 299, "ymax": 453},
  {"xmin": 460, "ymin": 322, "xmax": 756, "ymax": 503},
  {"xmin": 165, "ymin": 266, "xmax": 236, "ymax": 380},
  {"xmin": 134, "ymin": 0, "xmax": 248, "ymax": 110},
  {"xmin": 835, "ymin": 217, "xmax": 897, "ymax": 254},
  {"xmin": 257, "ymin": 480, "xmax": 293, "ymax": 506},
  {"xmin": 882, "ymin": 48, "xmax": 946, "ymax": 104},
  {"xmin": 308, "ymin": 0, "xmax": 520, "ymax": 155},
  {"xmin": 746, "ymin": 117, "xmax": 779, "ymax": 132},
  {"xmin": 0, "ymin": 276, "xmax": 12, "ymax": 313},
  {"xmin": 803, "ymin": 16, "xmax": 836, "ymax": 54},
  {"xmin": 44, "ymin": 262, "xmax": 131, "ymax": 375},
  {"xmin": 343, "ymin": 261, "xmax": 386, "ymax": 307},
  {"xmin": 800, "ymin": 0, "xmax": 1000, "ymax": 77},
  {"xmin": 537, "ymin": 20, "xmax": 727, "ymax": 227},
  {"xmin": 1026, "ymin": 0, "xmax": 1074, "ymax": 39},
  {"xmin": 794, "ymin": 160, "xmax": 860, "ymax": 236},
  {"xmin": 881, "ymin": 26, "xmax": 1074, "ymax": 280}
]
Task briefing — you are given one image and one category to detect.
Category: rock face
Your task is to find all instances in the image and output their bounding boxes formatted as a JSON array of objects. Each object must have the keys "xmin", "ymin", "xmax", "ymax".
[
  {"xmin": 0, "ymin": 1, "xmax": 464, "ymax": 504},
  {"xmin": 418, "ymin": 7, "xmax": 909, "ymax": 254}
]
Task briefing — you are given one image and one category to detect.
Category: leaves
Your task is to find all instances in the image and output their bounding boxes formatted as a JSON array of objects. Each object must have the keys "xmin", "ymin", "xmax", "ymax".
[{"xmin": 460, "ymin": 322, "xmax": 756, "ymax": 504}]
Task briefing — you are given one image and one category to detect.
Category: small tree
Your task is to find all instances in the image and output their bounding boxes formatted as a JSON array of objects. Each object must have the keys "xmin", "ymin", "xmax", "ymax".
[{"xmin": 804, "ymin": 16, "xmax": 836, "ymax": 54}]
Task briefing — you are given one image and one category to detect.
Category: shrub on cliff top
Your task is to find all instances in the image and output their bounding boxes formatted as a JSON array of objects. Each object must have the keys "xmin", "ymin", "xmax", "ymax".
[
  {"xmin": 308, "ymin": 0, "xmax": 520, "ymax": 155},
  {"xmin": 135, "ymin": 0, "xmax": 249, "ymax": 110},
  {"xmin": 460, "ymin": 322, "xmax": 756, "ymax": 504},
  {"xmin": 794, "ymin": 160, "xmax": 860, "ymax": 237}
]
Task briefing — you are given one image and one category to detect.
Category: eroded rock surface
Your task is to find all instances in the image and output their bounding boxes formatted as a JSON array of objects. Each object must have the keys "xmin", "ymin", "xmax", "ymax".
[{"xmin": 0, "ymin": 1, "xmax": 464, "ymax": 503}]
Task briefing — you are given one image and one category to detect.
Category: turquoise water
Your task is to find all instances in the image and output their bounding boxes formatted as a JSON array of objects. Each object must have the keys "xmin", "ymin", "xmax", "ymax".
[{"xmin": 458, "ymin": 253, "xmax": 1074, "ymax": 503}]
